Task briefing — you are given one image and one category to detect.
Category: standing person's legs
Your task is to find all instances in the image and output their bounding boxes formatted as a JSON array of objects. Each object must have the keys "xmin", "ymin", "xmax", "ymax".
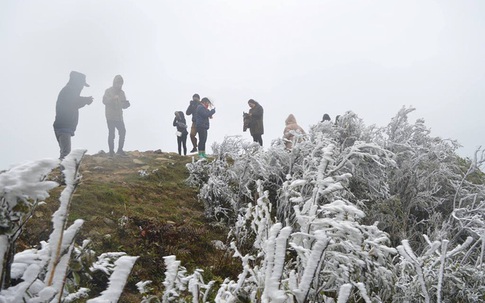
[
  {"xmin": 190, "ymin": 122, "xmax": 198, "ymax": 152},
  {"xmin": 55, "ymin": 131, "xmax": 72, "ymax": 160},
  {"xmin": 177, "ymin": 136, "xmax": 183, "ymax": 155},
  {"xmin": 115, "ymin": 120, "xmax": 126, "ymax": 153},
  {"xmin": 254, "ymin": 134, "xmax": 263, "ymax": 146},
  {"xmin": 251, "ymin": 135, "xmax": 258, "ymax": 143},
  {"xmin": 181, "ymin": 133, "xmax": 187, "ymax": 155},
  {"xmin": 107, "ymin": 120, "xmax": 116, "ymax": 155},
  {"xmin": 197, "ymin": 128, "xmax": 207, "ymax": 154}
]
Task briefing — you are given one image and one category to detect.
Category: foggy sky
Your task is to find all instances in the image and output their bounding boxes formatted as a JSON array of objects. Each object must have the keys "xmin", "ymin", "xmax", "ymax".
[{"xmin": 1, "ymin": 0, "xmax": 484, "ymax": 170}]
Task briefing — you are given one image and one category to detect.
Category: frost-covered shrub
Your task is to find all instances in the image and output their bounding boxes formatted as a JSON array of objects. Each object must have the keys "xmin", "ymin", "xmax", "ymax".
[
  {"xmin": 0, "ymin": 158, "xmax": 59, "ymax": 288},
  {"xmin": 203, "ymin": 178, "xmax": 396, "ymax": 302},
  {"xmin": 218, "ymin": 142, "xmax": 397, "ymax": 302},
  {"xmin": 181, "ymin": 111, "xmax": 400, "ymax": 302},
  {"xmin": 395, "ymin": 236, "xmax": 485, "ymax": 303},
  {"xmin": 186, "ymin": 136, "xmax": 290, "ymax": 221},
  {"xmin": 377, "ymin": 107, "xmax": 463, "ymax": 248},
  {"xmin": 179, "ymin": 107, "xmax": 485, "ymax": 302},
  {"xmin": 138, "ymin": 255, "xmax": 215, "ymax": 303}
]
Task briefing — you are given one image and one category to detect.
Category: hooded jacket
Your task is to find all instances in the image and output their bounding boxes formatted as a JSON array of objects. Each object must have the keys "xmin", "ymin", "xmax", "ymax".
[
  {"xmin": 248, "ymin": 101, "xmax": 264, "ymax": 136},
  {"xmin": 53, "ymin": 72, "xmax": 92, "ymax": 135},
  {"xmin": 103, "ymin": 75, "xmax": 129, "ymax": 121},
  {"xmin": 283, "ymin": 114, "xmax": 305, "ymax": 149},
  {"xmin": 195, "ymin": 104, "xmax": 215, "ymax": 130},
  {"xmin": 173, "ymin": 111, "xmax": 188, "ymax": 135}
]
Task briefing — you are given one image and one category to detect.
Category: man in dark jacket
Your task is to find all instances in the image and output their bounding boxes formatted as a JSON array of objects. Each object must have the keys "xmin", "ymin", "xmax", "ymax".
[
  {"xmin": 247, "ymin": 99, "xmax": 264, "ymax": 146},
  {"xmin": 53, "ymin": 71, "xmax": 93, "ymax": 159},
  {"xmin": 185, "ymin": 93, "xmax": 201, "ymax": 153},
  {"xmin": 195, "ymin": 97, "xmax": 215, "ymax": 158},
  {"xmin": 103, "ymin": 75, "xmax": 130, "ymax": 157}
]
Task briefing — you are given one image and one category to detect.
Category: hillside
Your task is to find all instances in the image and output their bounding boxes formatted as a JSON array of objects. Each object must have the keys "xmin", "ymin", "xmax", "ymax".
[
  {"xmin": 9, "ymin": 109, "xmax": 485, "ymax": 302},
  {"xmin": 19, "ymin": 151, "xmax": 238, "ymax": 302}
]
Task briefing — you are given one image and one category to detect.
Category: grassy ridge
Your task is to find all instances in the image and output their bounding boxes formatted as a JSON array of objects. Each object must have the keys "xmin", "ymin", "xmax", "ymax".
[{"xmin": 19, "ymin": 151, "xmax": 239, "ymax": 302}]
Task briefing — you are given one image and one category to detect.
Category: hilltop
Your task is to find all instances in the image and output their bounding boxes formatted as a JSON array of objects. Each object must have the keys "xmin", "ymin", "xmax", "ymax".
[
  {"xmin": 19, "ymin": 151, "xmax": 238, "ymax": 302},
  {"xmin": 10, "ymin": 108, "xmax": 485, "ymax": 302}
]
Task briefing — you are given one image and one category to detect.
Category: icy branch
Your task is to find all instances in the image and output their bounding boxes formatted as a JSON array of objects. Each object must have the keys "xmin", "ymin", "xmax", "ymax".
[{"xmin": 87, "ymin": 256, "xmax": 138, "ymax": 303}]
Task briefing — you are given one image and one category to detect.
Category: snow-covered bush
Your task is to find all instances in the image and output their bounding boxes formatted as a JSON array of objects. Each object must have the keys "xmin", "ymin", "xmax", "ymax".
[
  {"xmin": 186, "ymin": 136, "xmax": 290, "ymax": 221},
  {"xmin": 214, "ymin": 139, "xmax": 397, "ymax": 302},
  {"xmin": 395, "ymin": 236, "xmax": 485, "ymax": 303},
  {"xmin": 0, "ymin": 157, "xmax": 59, "ymax": 288},
  {"xmin": 177, "ymin": 107, "xmax": 485, "ymax": 302},
  {"xmin": 373, "ymin": 107, "xmax": 464, "ymax": 248},
  {"xmin": 137, "ymin": 255, "xmax": 214, "ymax": 303}
]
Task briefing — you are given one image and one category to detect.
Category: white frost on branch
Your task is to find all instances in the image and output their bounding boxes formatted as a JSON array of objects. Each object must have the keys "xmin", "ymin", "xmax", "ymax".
[
  {"xmin": 0, "ymin": 158, "xmax": 59, "ymax": 209},
  {"xmin": 90, "ymin": 252, "xmax": 128, "ymax": 275},
  {"xmin": 337, "ymin": 283, "xmax": 352, "ymax": 303},
  {"xmin": 87, "ymin": 256, "xmax": 139, "ymax": 303}
]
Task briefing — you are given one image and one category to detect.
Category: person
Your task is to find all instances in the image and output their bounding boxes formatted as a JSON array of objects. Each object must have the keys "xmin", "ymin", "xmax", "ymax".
[
  {"xmin": 247, "ymin": 99, "xmax": 264, "ymax": 146},
  {"xmin": 335, "ymin": 115, "xmax": 341, "ymax": 125},
  {"xmin": 173, "ymin": 111, "xmax": 188, "ymax": 155},
  {"xmin": 195, "ymin": 97, "xmax": 215, "ymax": 158},
  {"xmin": 185, "ymin": 94, "xmax": 201, "ymax": 153},
  {"xmin": 322, "ymin": 113, "xmax": 331, "ymax": 122},
  {"xmin": 53, "ymin": 71, "xmax": 93, "ymax": 160},
  {"xmin": 102, "ymin": 75, "xmax": 130, "ymax": 157},
  {"xmin": 283, "ymin": 114, "xmax": 306, "ymax": 150}
]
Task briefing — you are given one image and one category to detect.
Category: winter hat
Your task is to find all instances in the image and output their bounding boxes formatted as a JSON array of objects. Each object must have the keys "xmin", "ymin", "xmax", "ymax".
[
  {"xmin": 113, "ymin": 75, "xmax": 124, "ymax": 85},
  {"xmin": 69, "ymin": 71, "xmax": 90, "ymax": 87},
  {"xmin": 285, "ymin": 114, "xmax": 297, "ymax": 125}
]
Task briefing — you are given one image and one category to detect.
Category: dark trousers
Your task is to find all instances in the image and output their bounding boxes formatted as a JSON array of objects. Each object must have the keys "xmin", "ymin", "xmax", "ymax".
[
  {"xmin": 55, "ymin": 130, "xmax": 71, "ymax": 160},
  {"xmin": 107, "ymin": 120, "xmax": 126, "ymax": 152},
  {"xmin": 252, "ymin": 134, "xmax": 263, "ymax": 146},
  {"xmin": 197, "ymin": 128, "xmax": 208, "ymax": 152},
  {"xmin": 177, "ymin": 133, "xmax": 187, "ymax": 155}
]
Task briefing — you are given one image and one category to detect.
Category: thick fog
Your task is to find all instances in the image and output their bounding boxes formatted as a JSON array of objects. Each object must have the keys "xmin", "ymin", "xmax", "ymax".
[{"xmin": 1, "ymin": 0, "xmax": 484, "ymax": 170}]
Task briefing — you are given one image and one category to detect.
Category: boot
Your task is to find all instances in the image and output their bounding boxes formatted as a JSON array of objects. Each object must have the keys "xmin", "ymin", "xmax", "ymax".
[
  {"xmin": 190, "ymin": 134, "xmax": 197, "ymax": 152},
  {"xmin": 117, "ymin": 136, "xmax": 126, "ymax": 156}
]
